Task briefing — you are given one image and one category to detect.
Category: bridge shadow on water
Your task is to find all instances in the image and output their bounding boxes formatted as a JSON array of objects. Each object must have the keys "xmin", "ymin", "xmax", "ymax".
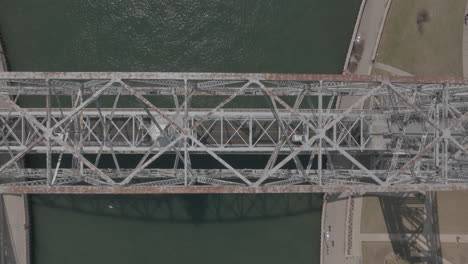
[
  {"xmin": 378, "ymin": 192, "xmax": 443, "ymax": 264},
  {"xmin": 31, "ymin": 193, "xmax": 323, "ymax": 224}
]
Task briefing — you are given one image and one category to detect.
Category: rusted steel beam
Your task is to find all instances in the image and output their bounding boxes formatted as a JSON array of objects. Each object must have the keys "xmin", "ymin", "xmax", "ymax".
[
  {"xmin": 0, "ymin": 72, "xmax": 467, "ymax": 84},
  {"xmin": 2, "ymin": 184, "xmax": 468, "ymax": 194}
]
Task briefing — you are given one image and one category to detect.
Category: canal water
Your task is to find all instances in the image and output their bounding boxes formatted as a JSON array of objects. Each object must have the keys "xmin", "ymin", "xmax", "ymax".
[{"xmin": 0, "ymin": 0, "xmax": 361, "ymax": 263}]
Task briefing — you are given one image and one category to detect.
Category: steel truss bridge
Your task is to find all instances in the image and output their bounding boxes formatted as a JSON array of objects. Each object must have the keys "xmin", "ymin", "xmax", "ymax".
[{"xmin": 1, "ymin": 72, "xmax": 468, "ymax": 193}]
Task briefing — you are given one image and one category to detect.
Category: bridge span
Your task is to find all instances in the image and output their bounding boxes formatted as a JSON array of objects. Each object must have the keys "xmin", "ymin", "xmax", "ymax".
[{"xmin": 0, "ymin": 72, "xmax": 468, "ymax": 193}]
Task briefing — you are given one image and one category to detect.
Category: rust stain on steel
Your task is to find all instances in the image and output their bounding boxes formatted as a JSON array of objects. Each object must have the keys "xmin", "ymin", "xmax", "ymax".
[
  {"xmin": 0, "ymin": 72, "xmax": 466, "ymax": 84},
  {"xmin": 2, "ymin": 184, "xmax": 468, "ymax": 194}
]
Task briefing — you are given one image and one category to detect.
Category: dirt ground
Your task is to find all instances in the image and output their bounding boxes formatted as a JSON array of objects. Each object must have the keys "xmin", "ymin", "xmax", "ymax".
[
  {"xmin": 361, "ymin": 195, "xmax": 388, "ymax": 233},
  {"xmin": 361, "ymin": 241, "xmax": 394, "ymax": 264},
  {"xmin": 441, "ymin": 243, "xmax": 468, "ymax": 264},
  {"xmin": 437, "ymin": 191, "xmax": 468, "ymax": 234},
  {"xmin": 375, "ymin": 0, "xmax": 465, "ymax": 77}
]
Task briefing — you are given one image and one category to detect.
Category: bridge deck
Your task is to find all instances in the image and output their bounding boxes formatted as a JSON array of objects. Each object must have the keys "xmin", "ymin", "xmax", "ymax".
[{"xmin": 0, "ymin": 108, "xmax": 380, "ymax": 153}]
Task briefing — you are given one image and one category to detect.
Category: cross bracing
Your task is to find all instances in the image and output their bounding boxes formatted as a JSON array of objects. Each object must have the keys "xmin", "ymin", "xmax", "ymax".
[
  {"xmin": 0, "ymin": 72, "xmax": 468, "ymax": 193},
  {"xmin": 0, "ymin": 109, "xmax": 377, "ymax": 153}
]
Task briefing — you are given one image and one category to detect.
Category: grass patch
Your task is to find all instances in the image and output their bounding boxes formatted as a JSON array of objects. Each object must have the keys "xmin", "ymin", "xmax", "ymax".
[
  {"xmin": 360, "ymin": 196, "xmax": 388, "ymax": 233},
  {"xmin": 376, "ymin": 0, "xmax": 465, "ymax": 77}
]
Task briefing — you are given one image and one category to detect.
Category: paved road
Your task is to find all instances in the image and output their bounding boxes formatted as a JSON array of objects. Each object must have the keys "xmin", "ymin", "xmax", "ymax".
[
  {"xmin": 3, "ymin": 195, "xmax": 28, "ymax": 264},
  {"xmin": 321, "ymin": 194, "xmax": 348, "ymax": 264},
  {"xmin": 354, "ymin": 0, "xmax": 391, "ymax": 75},
  {"xmin": 463, "ymin": 1, "xmax": 468, "ymax": 77}
]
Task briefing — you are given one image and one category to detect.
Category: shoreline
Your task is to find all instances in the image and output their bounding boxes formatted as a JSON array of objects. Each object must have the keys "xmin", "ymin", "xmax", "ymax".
[
  {"xmin": 0, "ymin": 29, "xmax": 31, "ymax": 264},
  {"xmin": 342, "ymin": 0, "xmax": 367, "ymax": 74},
  {"xmin": 0, "ymin": 32, "xmax": 8, "ymax": 71},
  {"xmin": 343, "ymin": 0, "xmax": 392, "ymax": 75}
]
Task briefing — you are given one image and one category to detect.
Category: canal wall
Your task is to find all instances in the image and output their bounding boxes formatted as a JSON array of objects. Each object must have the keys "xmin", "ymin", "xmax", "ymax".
[
  {"xmin": 0, "ymin": 30, "xmax": 31, "ymax": 264},
  {"xmin": 0, "ymin": 32, "xmax": 8, "ymax": 71},
  {"xmin": 319, "ymin": 194, "xmax": 327, "ymax": 264},
  {"xmin": 24, "ymin": 195, "xmax": 31, "ymax": 264},
  {"xmin": 0, "ymin": 31, "xmax": 11, "ymax": 105}
]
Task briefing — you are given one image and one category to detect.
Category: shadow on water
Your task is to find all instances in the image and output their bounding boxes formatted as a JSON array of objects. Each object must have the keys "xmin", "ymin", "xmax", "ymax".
[
  {"xmin": 378, "ymin": 192, "xmax": 443, "ymax": 263},
  {"xmin": 32, "ymin": 193, "xmax": 323, "ymax": 224},
  {"xmin": 25, "ymin": 153, "xmax": 323, "ymax": 170},
  {"xmin": 31, "ymin": 193, "xmax": 323, "ymax": 264}
]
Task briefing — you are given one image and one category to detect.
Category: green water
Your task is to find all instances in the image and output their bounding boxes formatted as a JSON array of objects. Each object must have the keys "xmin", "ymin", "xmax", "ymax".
[
  {"xmin": 32, "ymin": 194, "xmax": 323, "ymax": 264},
  {"xmin": 0, "ymin": 0, "xmax": 360, "ymax": 73},
  {"xmin": 0, "ymin": 0, "xmax": 361, "ymax": 263}
]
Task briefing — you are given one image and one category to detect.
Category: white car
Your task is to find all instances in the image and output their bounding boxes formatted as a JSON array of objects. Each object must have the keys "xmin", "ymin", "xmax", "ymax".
[{"xmin": 355, "ymin": 33, "xmax": 362, "ymax": 44}]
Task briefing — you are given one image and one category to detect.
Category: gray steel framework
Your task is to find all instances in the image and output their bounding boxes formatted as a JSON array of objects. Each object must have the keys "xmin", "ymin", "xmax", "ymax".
[{"xmin": 0, "ymin": 72, "xmax": 468, "ymax": 193}]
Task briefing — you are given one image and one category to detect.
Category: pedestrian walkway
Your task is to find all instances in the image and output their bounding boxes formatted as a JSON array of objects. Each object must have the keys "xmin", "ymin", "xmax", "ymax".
[
  {"xmin": 3, "ymin": 195, "xmax": 29, "ymax": 264},
  {"xmin": 463, "ymin": 2, "xmax": 468, "ymax": 77},
  {"xmin": 374, "ymin": 62, "xmax": 413, "ymax": 76},
  {"xmin": 321, "ymin": 194, "xmax": 349, "ymax": 264},
  {"xmin": 348, "ymin": 0, "xmax": 392, "ymax": 75}
]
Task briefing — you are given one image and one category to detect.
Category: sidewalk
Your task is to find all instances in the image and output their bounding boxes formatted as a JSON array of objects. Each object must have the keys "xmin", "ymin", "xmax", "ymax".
[
  {"xmin": 374, "ymin": 62, "xmax": 413, "ymax": 76},
  {"xmin": 463, "ymin": 2, "xmax": 468, "ymax": 77},
  {"xmin": 2, "ymin": 195, "xmax": 29, "ymax": 264},
  {"xmin": 321, "ymin": 194, "xmax": 348, "ymax": 264},
  {"xmin": 346, "ymin": 0, "xmax": 392, "ymax": 75}
]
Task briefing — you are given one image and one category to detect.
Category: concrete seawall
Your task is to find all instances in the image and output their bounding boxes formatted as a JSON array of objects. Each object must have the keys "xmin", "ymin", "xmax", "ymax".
[
  {"xmin": 342, "ymin": 0, "xmax": 367, "ymax": 74},
  {"xmin": 0, "ymin": 30, "xmax": 31, "ymax": 264},
  {"xmin": 0, "ymin": 31, "xmax": 11, "ymax": 103},
  {"xmin": 0, "ymin": 32, "xmax": 7, "ymax": 71}
]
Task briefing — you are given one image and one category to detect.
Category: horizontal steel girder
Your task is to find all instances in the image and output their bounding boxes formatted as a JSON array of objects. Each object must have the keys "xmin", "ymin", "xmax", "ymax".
[{"xmin": 0, "ymin": 109, "xmax": 379, "ymax": 153}]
